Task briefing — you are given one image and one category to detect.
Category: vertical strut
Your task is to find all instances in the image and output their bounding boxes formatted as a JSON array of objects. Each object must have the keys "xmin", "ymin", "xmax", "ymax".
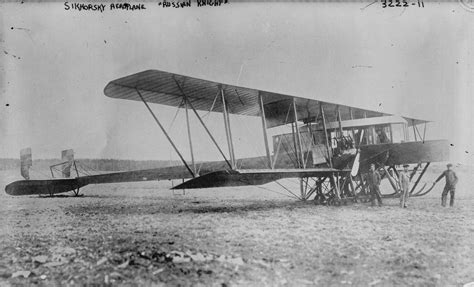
[
  {"xmin": 331, "ymin": 173, "xmax": 341, "ymax": 199},
  {"xmin": 135, "ymin": 88, "xmax": 195, "ymax": 178},
  {"xmin": 187, "ymin": 99, "xmax": 233, "ymax": 170},
  {"xmin": 221, "ymin": 88, "xmax": 236, "ymax": 169},
  {"xmin": 173, "ymin": 78, "xmax": 196, "ymax": 174},
  {"xmin": 272, "ymin": 104, "xmax": 292, "ymax": 169},
  {"xmin": 293, "ymin": 99, "xmax": 304, "ymax": 168},
  {"xmin": 422, "ymin": 123, "xmax": 427, "ymax": 143},
  {"xmin": 73, "ymin": 161, "xmax": 80, "ymax": 178},
  {"xmin": 300, "ymin": 178, "xmax": 305, "ymax": 201},
  {"xmin": 258, "ymin": 93, "xmax": 272, "ymax": 169},
  {"xmin": 184, "ymin": 98, "xmax": 196, "ymax": 175},
  {"xmin": 291, "ymin": 123, "xmax": 299, "ymax": 167},
  {"xmin": 412, "ymin": 120, "xmax": 418, "ymax": 141},
  {"xmin": 320, "ymin": 102, "xmax": 333, "ymax": 167},
  {"xmin": 337, "ymin": 105, "xmax": 343, "ymax": 138},
  {"xmin": 307, "ymin": 121, "xmax": 314, "ymax": 145},
  {"xmin": 226, "ymin": 109, "xmax": 236, "ymax": 167},
  {"xmin": 349, "ymin": 107, "xmax": 355, "ymax": 143},
  {"xmin": 304, "ymin": 121, "xmax": 314, "ymax": 168},
  {"xmin": 389, "ymin": 125, "xmax": 394, "ymax": 143}
]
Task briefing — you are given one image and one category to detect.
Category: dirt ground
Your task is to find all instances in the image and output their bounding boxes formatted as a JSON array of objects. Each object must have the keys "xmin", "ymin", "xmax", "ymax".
[{"xmin": 1, "ymin": 164, "xmax": 474, "ymax": 286}]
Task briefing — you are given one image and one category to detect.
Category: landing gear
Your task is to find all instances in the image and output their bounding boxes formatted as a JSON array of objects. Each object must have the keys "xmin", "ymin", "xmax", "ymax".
[
  {"xmin": 72, "ymin": 188, "xmax": 82, "ymax": 197},
  {"xmin": 297, "ymin": 172, "xmax": 363, "ymax": 206}
]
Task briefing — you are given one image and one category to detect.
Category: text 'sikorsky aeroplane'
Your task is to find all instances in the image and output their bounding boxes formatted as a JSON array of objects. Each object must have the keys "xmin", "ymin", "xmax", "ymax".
[{"xmin": 5, "ymin": 70, "xmax": 449, "ymax": 204}]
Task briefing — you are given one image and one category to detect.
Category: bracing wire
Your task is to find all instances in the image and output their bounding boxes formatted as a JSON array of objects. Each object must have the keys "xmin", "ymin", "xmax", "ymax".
[
  {"xmin": 168, "ymin": 98, "xmax": 184, "ymax": 131},
  {"xmin": 272, "ymin": 105, "xmax": 293, "ymax": 168},
  {"xmin": 201, "ymin": 90, "xmax": 220, "ymax": 119},
  {"xmin": 254, "ymin": 184, "xmax": 300, "ymax": 200},
  {"xmin": 30, "ymin": 167, "xmax": 52, "ymax": 179},
  {"xmin": 77, "ymin": 161, "xmax": 102, "ymax": 174},
  {"xmin": 274, "ymin": 180, "xmax": 301, "ymax": 200},
  {"xmin": 235, "ymin": 178, "xmax": 300, "ymax": 200},
  {"xmin": 280, "ymin": 137, "xmax": 299, "ymax": 168}
]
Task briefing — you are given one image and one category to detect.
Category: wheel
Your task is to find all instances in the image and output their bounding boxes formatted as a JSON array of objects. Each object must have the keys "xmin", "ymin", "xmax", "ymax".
[{"xmin": 314, "ymin": 194, "xmax": 325, "ymax": 205}]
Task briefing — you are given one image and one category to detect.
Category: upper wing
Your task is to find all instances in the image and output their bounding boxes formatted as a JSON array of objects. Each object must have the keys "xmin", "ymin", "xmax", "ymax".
[{"xmin": 104, "ymin": 69, "xmax": 428, "ymax": 128}]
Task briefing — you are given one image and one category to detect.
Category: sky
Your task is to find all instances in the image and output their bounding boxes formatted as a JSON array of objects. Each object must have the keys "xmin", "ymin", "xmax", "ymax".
[{"xmin": 0, "ymin": 1, "xmax": 473, "ymax": 164}]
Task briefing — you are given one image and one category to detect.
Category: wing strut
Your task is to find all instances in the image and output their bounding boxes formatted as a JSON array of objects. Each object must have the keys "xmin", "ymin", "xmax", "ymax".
[
  {"xmin": 336, "ymin": 105, "xmax": 341, "ymax": 137},
  {"xmin": 349, "ymin": 107, "xmax": 357, "ymax": 142},
  {"xmin": 135, "ymin": 88, "xmax": 195, "ymax": 178},
  {"xmin": 258, "ymin": 93, "xmax": 272, "ymax": 169},
  {"xmin": 184, "ymin": 97, "xmax": 197, "ymax": 175},
  {"xmin": 221, "ymin": 88, "xmax": 236, "ymax": 169},
  {"xmin": 172, "ymin": 78, "xmax": 196, "ymax": 175},
  {"xmin": 271, "ymin": 104, "xmax": 292, "ymax": 169},
  {"xmin": 173, "ymin": 78, "xmax": 233, "ymax": 171},
  {"xmin": 293, "ymin": 98, "xmax": 305, "ymax": 169},
  {"xmin": 412, "ymin": 119, "xmax": 418, "ymax": 141},
  {"xmin": 320, "ymin": 102, "xmax": 333, "ymax": 167}
]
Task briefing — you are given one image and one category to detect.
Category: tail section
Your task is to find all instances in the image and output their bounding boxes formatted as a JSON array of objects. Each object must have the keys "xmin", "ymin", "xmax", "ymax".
[
  {"xmin": 61, "ymin": 149, "xmax": 74, "ymax": 178},
  {"xmin": 20, "ymin": 148, "xmax": 32, "ymax": 180}
]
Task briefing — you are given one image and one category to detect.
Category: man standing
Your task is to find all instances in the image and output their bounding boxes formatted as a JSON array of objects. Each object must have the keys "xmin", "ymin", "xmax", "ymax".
[
  {"xmin": 376, "ymin": 129, "xmax": 389, "ymax": 144},
  {"xmin": 399, "ymin": 164, "xmax": 411, "ymax": 208},
  {"xmin": 367, "ymin": 163, "xmax": 383, "ymax": 206},
  {"xmin": 435, "ymin": 163, "xmax": 458, "ymax": 207}
]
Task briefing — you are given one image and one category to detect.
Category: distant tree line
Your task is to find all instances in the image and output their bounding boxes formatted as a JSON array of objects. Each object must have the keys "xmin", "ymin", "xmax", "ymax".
[{"xmin": 0, "ymin": 158, "xmax": 181, "ymax": 171}]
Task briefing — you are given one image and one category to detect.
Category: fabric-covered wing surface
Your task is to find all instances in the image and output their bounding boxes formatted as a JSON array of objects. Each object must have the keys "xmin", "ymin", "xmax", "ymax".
[
  {"xmin": 104, "ymin": 69, "xmax": 427, "ymax": 127},
  {"xmin": 172, "ymin": 168, "xmax": 347, "ymax": 189}
]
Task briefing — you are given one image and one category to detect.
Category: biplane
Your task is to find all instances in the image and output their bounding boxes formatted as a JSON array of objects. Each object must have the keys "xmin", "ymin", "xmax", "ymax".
[{"xmin": 5, "ymin": 70, "xmax": 449, "ymax": 204}]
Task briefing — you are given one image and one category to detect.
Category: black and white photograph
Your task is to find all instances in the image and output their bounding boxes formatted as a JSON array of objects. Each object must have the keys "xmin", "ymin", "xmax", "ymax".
[{"xmin": 1, "ymin": 0, "xmax": 473, "ymax": 285}]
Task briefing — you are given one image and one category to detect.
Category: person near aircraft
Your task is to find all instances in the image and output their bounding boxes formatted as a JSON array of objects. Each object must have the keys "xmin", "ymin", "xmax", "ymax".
[
  {"xmin": 435, "ymin": 163, "xmax": 458, "ymax": 207},
  {"xmin": 399, "ymin": 164, "xmax": 411, "ymax": 208},
  {"xmin": 376, "ymin": 129, "xmax": 389, "ymax": 144},
  {"xmin": 367, "ymin": 163, "xmax": 383, "ymax": 207}
]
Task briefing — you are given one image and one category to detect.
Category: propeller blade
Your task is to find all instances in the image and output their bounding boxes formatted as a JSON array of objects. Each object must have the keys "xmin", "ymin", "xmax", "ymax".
[
  {"xmin": 358, "ymin": 129, "xmax": 365, "ymax": 146},
  {"xmin": 349, "ymin": 129, "xmax": 365, "ymax": 177},
  {"xmin": 351, "ymin": 152, "xmax": 360, "ymax": 177}
]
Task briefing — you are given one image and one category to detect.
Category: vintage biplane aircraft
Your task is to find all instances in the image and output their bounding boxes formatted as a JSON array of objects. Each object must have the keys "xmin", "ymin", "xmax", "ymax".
[{"xmin": 5, "ymin": 70, "xmax": 449, "ymax": 204}]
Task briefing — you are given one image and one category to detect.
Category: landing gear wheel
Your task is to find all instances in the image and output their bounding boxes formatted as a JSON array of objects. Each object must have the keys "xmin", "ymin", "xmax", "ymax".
[
  {"xmin": 327, "ymin": 196, "xmax": 340, "ymax": 206},
  {"xmin": 314, "ymin": 194, "xmax": 325, "ymax": 205}
]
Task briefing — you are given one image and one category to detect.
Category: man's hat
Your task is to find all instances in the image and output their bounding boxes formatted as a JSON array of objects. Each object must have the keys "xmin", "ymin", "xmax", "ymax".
[
  {"xmin": 447, "ymin": 163, "xmax": 453, "ymax": 167},
  {"xmin": 403, "ymin": 164, "xmax": 409, "ymax": 168}
]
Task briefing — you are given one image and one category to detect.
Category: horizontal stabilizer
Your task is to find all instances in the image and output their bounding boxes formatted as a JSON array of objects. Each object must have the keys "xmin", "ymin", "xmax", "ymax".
[
  {"xmin": 61, "ymin": 149, "xmax": 74, "ymax": 178},
  {"xmin": 20, "ymin": 148, "xmax": 32, "ymax": 180}
]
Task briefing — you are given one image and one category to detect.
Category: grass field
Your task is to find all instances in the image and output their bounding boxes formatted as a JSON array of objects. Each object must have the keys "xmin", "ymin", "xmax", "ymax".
[{"xmin": 0, "ymin": 164, "xmax": 473, "ymax": 286}]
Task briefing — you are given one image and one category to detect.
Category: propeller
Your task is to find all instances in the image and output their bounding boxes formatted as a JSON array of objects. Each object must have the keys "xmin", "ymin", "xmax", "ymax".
[{"xmin": 350, "ymin": 129, "xmax": 364, "ymax": 177}]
